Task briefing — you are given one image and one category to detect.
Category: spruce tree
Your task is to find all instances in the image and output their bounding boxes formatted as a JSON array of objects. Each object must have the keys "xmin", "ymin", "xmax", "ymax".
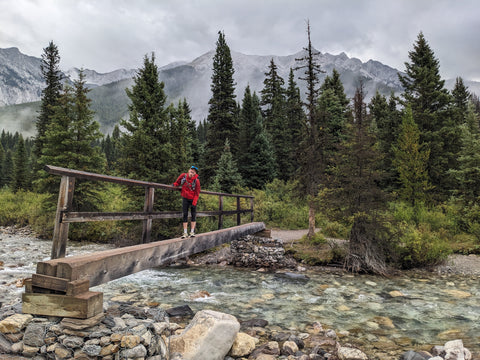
[
  {"xmin": 11, "ymin": 135, "xmax": 30, "ymax": 192},
  {"xmin": 238, "ymin": 86, "xmax": 276, "ymax": 188},
  {"xmin": 212, "ymin": 139, "xmax": 243, "ymax": 192},
  {"xmin": 36, "ymin": 71, "xmax": 105, "ymax": 209},
  {"xmin": 322, "ymin": 84, "xmax": 388, "ymax": 274},
  {"xmin": 204, "ymin": 31, "xmax": 237, "ymax": 184},
  {"xmin": 393, "ymin": 106, "xmax": 432, "ymax": 207},
  {"xmin": 0, "ymin": 143, "xmax": 4, "ymax": 188},
  {"xmin": 295, "ymin": 21, "xmax": 325, "ymax": 239},
  {"xmin": 399, "ymin": 32, "xmax": 456, "ymax": 199},
  {"xmin": 369, "ymin": 92, "xmax": 402, "ymax": 191},
  {"xmin": 3, "ymin": 150, "xmax": 13, "ymax": 187},
  {"xmin": 284, "ymin": 68, "xmax": 305, "ymax": 179},
  {"xmin": 34, "ymin": 41, "xmax": 63, "ymax": 168},
  {"xmin": 119, "ymin": 53, "xmax": 174, "ymax": 185},
  {"xmin": 260, "ymin": 59, "xmax": 289, "ymax": 179}
]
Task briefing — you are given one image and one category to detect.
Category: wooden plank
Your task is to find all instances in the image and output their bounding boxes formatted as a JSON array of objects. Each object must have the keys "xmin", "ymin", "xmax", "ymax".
[
  {"xmin": 22, "ymin": 291, "xmax": 103, "ymax": 319},
  {"xmin": 66, "ymin": 279, "xmax": 90, "ymax": 296},
  {"xmin": 32, "ymin": 274, "xmax": 69, "ymax": 292},
  {"xmin": 62, "ymin": 210, "xmax": 251, "ymax": 223},
  {"xmin": 44, "ymin": 222, "xmax": 265, "ymax": 286},
  {"xmin": 45, "ymin": 165, "xmax": 253, "ymax": 198},
  {"xmin": 142, "ymin": 187, "xmax": 154, "ymax": 243}
]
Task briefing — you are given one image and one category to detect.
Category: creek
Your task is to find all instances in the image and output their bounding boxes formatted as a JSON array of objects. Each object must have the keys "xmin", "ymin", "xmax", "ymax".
[{"xmin": 1, "ymin": 232, "xmax": 479, "ymax": 356}]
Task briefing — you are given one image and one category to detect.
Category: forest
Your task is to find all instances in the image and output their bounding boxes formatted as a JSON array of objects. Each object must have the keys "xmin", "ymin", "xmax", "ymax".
[{"xmin": 1, "ymin": 27, "xmax": 480, "ymax": 275}]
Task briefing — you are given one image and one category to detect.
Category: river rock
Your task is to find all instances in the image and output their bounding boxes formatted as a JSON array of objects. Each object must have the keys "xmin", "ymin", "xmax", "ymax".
[
  {"xmin": 121, "ymin": 344, "xmax": 147, "ymax": 358},
  {"xmin": 400, "ymin": 350, "xmax": 429, "ymax": 360},
  {"xmin": 0, "ymin": 333, "xmax": 12, "ymax": 353},
  {"xmin": 23, "ymin": 322, "xmax": 47, "ymax": 347},
  {"xmin": 282, "ymin": 340, "xmax": 299, "ymax": 355},
  {"xmin": 22, "ymin": 343, "xmax": 39, "ymax": 357},
  {"xmin": 82, "ymin": 343, "xmax": 102, "ymax": 356},
  {"xmin": 63, "ymin": 335, "xmax": 84, "ymax": 349},
  {"xmin": 337, "ymin": 346, "xmax": 368, "ymax": 360},
  {"xmin": 444, "ymin": 339, "xmax": 472, "ymax": 360},
  {"xmin": 229, "ymin": 332, "xmax": 257, "ymax": 357},
  {"xmin": 0, "ymin": 313, "xmax": 33, "ymax": 333},
  {"xmin": 169, "ymin": 310, "xmax": 240, "ymax": 360},
  {"xmin": 121, "ymin": 334, "xmax": 141, "ymax": 348}
]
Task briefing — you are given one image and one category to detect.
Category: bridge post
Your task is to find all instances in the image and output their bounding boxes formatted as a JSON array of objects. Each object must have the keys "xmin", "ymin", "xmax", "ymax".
[
  {"xmin": 218, "ymin": 195, "xmax": 224, "ymax": 229},
  {"xmin": 51, "ymin": 176, "xmax": 75, "ymax": 259},
  {"xmin": 237, "ymin": 197, "xmax": 241, "ymax": 225},
  {"xmin": 142, "ymin": 187, "xmax": 154, "ymax": 243},
  {"xmin": 250, "ymin": 198, "xmax": 254, "ymax": 222}
]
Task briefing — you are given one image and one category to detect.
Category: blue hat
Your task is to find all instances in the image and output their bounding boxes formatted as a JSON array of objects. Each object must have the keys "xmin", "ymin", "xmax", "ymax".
[{"xmin": 191, "ymin": 166, "xmax": 199, "ymax": 172}]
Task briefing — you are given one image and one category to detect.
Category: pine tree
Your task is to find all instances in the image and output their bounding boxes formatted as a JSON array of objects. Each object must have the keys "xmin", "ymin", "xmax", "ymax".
[
  {"xmin": 398, "ymin": 32, "xmax": 455, "ymax": 199},
  {"xmin": 393, "ymin": 106, "xmax": 432, "ymax": 207},
  {"xmin": 11, "ymin": 135, "xmax": 30, "ymax": 192},
  {"xmin": 212, "ymin": 139, "xmax": 243, "ymax": 192},
  {"xmin": 119, "ymin": 53, "xmax": 174, "ymax": 185},
  {"xmin": 3, "ymin": 150, "xmax": 13, "ymax": 187},
  {"xmin": 204, "ymin": 31, "xmax": 237, "ymax": 184},
  {"xmin": 34, "ymin": 41, "xmax": 63, "ymax": 168},
  {"xmin": 295, "ymin": 20, "xmax": 325, "ymax": 239},
  {"xmin": 36, "ymin": 71, "xmax": 105, "ymax": 209}
]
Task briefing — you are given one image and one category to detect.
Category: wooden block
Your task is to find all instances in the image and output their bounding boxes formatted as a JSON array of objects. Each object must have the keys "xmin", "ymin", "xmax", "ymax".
[
  {"xmin": 32, "ymin": 274, "xmax": 69, "ymax": 292},
  {"xmin": 66, "ymin": 279, "xmax": 90, "ymax": 296},
  {"xmin": 22, "ymin": 291, "xmax": 103, "ymax": 319},
  {"xmin": 24, "ymin": 278, "xmax": 32, "ymax": 293}
]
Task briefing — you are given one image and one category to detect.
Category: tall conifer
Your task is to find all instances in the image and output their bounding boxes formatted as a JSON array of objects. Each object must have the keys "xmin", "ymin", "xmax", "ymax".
[
  {"xmin": 204, "ymin": 31, "xmax": 237, "ymax": 184},
  {"xmin": 12, "ymin": 135, "xmax": 30, "ymax": 192},
  {"xmin": 34, "ymin": 41, "xmax": 63, "ymax": 168}
]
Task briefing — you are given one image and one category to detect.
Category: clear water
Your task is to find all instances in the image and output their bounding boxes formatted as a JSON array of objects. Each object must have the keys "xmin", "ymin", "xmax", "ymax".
[{"xmin": 95, "ymin": 265, "xmax": 480, "ymax": 354}]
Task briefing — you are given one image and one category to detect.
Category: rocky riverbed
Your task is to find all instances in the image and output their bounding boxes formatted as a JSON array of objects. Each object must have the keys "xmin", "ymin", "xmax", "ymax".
[{"xmin": 0, "ymin": 226, "xmax": 478, "ymax": 359}]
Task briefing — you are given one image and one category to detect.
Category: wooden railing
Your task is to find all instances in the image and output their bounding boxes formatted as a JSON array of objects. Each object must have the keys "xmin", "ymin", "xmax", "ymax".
[{"xmin": 46, "ymin": 165, "xmax": 254, "ymax": 259}]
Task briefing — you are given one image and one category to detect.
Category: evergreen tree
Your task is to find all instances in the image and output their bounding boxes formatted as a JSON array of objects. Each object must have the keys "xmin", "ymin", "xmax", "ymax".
[
  {"xmin": 212, "ymin": 139, "xmax": 243, "ymax": 192},
  {"xmin": 36, "ymin": 71, "xmax": 105, "ymax": 209},
  {"xmin": 11, "ymin": 135, "xmax": 30, "ymax": 192},
  {"xmin": 369, "ymin": 92, "xmax": 402, "ymax": 191},
  {"xmin": 34, "ymin": 41, "xmax": 63, "ymax": 168},
  {"xmin": 0, "ymin": 142, "xmax": 4, "ymax": 187},
  {"xmin": 295, "ymin": 20, "xmax": 325, "ymax": 239},
  {"xmin": 260, "ymin": 59, "xmax": 289, "ymax": 179},
  {"xmin": 3, "ymin": 150, "xmax": 13, "ymax": 188},
  {"xmin": 399, "ymin": 32, "xmax": 456, "ymax": 199},
  {"xmin": 284, "ymin": 68, "xmax": 305, "ymax": 179},
  {"xmin": 451, "ymin": 77, "xmax": 470, "ymax": 125},
  {"xmin": 238, "ymin": 86, "xmax": 276, "ymax": 188},
  {"xmin": 450, "ymin": 102, "xmax": 480, "ymax": 203},
  {"xmin": 204, "ymin": 31, "xmax": 237, "ymax": 184},
  {"xmin": 393, "ymin": 106, "xmax": 432, "ymax": 207},
  {"xmin": 119, "ymin": 53, "xmax": 174, "ymax": 185},
  {"xmin": 322, "ymin": 84, "xmax": 388, "ymax": 274}
]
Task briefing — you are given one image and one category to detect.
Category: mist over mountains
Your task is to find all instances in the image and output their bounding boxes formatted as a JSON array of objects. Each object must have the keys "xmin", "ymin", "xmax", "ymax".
[{"xmin": 1, "ymin": 46, "xmax": 479, "ymax": 137}]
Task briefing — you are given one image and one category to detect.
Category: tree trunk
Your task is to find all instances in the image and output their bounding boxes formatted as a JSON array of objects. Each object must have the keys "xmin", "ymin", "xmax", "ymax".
[
  {"xmin": 344, "ymin": 215, "xmax": 388, "ymax": 276},
  {"xmin": 307, "ymin": 201, "xmax": 316, "ymax": 239}
]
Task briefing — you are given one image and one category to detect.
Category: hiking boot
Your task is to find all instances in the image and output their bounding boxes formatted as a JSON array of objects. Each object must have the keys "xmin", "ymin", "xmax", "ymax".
[
  {"xmin": 190, "ymin": 231, "xmax": 195, "ymax": 237},
  {"xmin": 181, "ymin": 233, "xmax": 188, "ymax": 239}
]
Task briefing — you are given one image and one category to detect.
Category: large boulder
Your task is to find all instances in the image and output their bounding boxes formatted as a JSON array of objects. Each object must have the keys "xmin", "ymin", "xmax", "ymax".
[{"xmin": 169, "ymin": 310, "xmax": 240, "ymax": 360}]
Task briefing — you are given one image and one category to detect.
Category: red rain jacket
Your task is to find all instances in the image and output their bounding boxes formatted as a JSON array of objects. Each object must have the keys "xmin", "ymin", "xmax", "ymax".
[{"xmin": 174, "ymin": 173, "xmax": 201, "ymax": 206}]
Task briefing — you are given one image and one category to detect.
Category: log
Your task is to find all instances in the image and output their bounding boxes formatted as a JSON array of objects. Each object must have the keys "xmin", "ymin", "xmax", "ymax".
[{"xmin": 37, "ymin": 222, "xmax": 265, "ymax": 287}]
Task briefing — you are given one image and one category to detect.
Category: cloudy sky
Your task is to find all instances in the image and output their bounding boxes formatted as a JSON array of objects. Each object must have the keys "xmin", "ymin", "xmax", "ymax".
[{"xmin": 1, "ymin": 0, "xmax": 479, "ymax": 80}]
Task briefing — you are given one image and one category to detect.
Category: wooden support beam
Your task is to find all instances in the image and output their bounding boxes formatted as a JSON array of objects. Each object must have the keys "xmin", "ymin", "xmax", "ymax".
[
  {"xmin": 51, "ymin": 176, "xmax": 75, "ymax": 259},
  {"xmin": 142, "ymin": 187, "xmax": 155, "ymax": 243},
  {"xmin": 22, "ymin": 291, "xmax": 103, "ymax": 319},
  {"xmin": 36, "ymin": 222, "xmax": 265, "ymax": 287}
]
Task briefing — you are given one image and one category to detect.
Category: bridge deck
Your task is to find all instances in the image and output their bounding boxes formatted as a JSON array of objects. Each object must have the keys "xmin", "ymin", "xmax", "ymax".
[{"xmin": 23, "ymin": 222, "xmax": 266, "ymax": 318}]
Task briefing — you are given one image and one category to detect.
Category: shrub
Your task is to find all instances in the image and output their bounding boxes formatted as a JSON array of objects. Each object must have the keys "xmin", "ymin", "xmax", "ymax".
[{"xmin": 396, "ymin": 223, "xmax": 451, "ymax": 269}]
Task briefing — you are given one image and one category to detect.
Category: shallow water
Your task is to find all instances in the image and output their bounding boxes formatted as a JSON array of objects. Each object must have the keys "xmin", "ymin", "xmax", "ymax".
[
  {"xmin": 1, "ymin": 233, "xmax": 479, "ymax": 355},
  {"xmin": 95, "ymin": 265, "xmax": 480, "ymax": 354}
]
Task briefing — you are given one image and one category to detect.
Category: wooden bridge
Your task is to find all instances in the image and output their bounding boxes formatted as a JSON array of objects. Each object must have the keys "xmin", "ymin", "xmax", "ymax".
[{"xmin": 22, "ymin": 166, "xmax": 265, "ymax": 319}]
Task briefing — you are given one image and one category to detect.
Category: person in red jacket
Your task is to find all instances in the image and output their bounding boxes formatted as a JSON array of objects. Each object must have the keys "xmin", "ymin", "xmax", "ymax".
[{"xmin": 173, "ymin": 166, "xmax": 201, "ymax": 238}]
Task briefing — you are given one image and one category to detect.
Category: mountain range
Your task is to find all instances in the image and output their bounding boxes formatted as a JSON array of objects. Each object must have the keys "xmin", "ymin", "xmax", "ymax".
[{"xmin": 1, "ymin": 46, "xmax": 479, "ymax": 137}]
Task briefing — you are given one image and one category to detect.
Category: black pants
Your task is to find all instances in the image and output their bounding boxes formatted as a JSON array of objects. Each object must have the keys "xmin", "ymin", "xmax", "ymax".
[{"xmin": 182, "ymin": 198, "xmax": 197, "ymax": 222}]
